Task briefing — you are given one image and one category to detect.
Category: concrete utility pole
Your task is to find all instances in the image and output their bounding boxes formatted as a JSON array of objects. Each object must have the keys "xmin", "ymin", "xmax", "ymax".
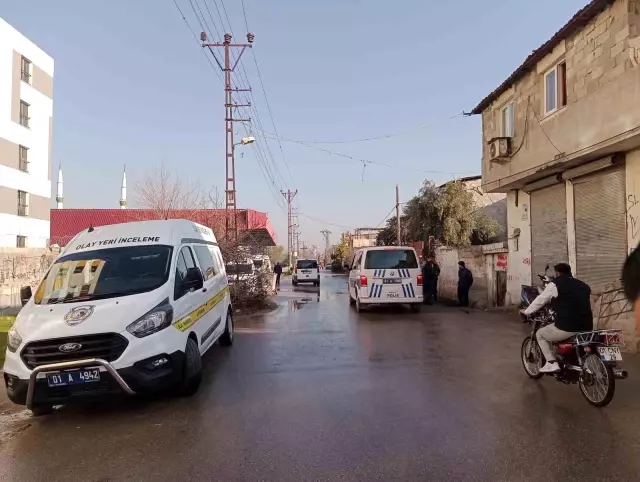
[
  {"xmin": 396, "ymin": 184, "xmax": 401, "ymax": 246},
  {"xmin": 202, "ymin": 31, "xmax": 254, "ymax": 242},
  {"xmin": 320, "ymin": 229, "xmax": 331, "ymax": 261},
  {"xmin": 281, "ymin": 189, "xmax": 298, "ymax": 267}
]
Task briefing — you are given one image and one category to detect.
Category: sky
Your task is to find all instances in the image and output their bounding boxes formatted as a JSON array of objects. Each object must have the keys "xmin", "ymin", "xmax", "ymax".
[{"xmin": 2, "ymin": 0, "xmax": 589, "ymax": 248}]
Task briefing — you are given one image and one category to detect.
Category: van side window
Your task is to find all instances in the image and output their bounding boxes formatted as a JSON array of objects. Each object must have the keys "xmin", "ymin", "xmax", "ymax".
[
  {"xmin": 174, "ymin": 246, "xmax": 196, "ymax": 300},
  {"xmin": 193, "ymin": 245, "xmax": 216, "ymax": 280}
]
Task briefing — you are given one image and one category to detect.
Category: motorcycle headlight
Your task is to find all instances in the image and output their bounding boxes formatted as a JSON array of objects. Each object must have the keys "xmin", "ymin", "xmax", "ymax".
[
  {"xmin": 126, "ymin": 299, "xmax": 173, "ymax": 338},
  {"xmin": 7, "ymin": 326, "xmax": 22, "ymax": 353}
]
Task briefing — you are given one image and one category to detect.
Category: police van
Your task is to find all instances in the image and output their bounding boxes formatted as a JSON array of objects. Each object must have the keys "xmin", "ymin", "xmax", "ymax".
[
  {"xmin": 348, "ymin": 246, "xmax": 423, "ymax": 313},
  {"xmin": 3, "ymin": 219, "xmax": 232, "ymax": 415}
]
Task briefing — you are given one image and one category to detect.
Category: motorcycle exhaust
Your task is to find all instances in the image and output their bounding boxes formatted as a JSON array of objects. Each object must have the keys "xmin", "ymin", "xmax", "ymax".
[{"xmin": 613, "ymin": 369, "xmax": 628, "ymax": 379}]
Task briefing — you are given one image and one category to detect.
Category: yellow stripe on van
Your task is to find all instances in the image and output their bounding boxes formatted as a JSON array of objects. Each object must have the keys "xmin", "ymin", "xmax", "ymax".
[{"xmin": 173, "ymin": 286, "xmax": 230, "ymax": 332}]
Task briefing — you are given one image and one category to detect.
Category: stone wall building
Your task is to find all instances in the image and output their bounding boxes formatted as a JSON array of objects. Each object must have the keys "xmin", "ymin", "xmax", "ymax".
[{"xmin": 471, "ymin": 0, "xmax": 640, "ymax": 346}]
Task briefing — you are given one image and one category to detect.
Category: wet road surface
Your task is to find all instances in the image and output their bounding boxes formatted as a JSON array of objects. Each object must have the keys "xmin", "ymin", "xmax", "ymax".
[{"xmin": 1, "ymin": 272, "xmax": 640, "ymax": 481}]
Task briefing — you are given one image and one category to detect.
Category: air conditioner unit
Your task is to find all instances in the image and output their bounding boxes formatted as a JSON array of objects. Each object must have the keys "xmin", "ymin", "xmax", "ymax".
[{"xmin": 487, "ymin": 137, "xmax": 511, "ymax": 163}]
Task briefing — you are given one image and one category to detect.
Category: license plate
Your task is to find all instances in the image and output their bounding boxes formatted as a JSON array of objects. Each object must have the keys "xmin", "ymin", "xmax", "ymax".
[
  {"xmin": 46, "ymin": 369, "xmax": 101, "ymax": 387},
  {"xmin": 301, "ymin": 270, "xmax": 310, "ymax": 273},
  {"xmin": 383, "ymin": 279, "xmax": 401, "ymax": 284},
  {"xmin": 387, "ymin": 292, "xmax": 400, "ymax": 298},
  {"xmin": 598, "ymin": 347, "xmax": 623, "ymax": 361}
]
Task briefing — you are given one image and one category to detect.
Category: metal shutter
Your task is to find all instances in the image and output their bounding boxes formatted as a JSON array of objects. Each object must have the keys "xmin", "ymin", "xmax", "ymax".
[
  {"xmin": 573, "ymin": 167, "xmax": 626, "ymax": 293},
  {"xmin": 531, "ymin": 183, "xmax": 568, "ymax": 281}
]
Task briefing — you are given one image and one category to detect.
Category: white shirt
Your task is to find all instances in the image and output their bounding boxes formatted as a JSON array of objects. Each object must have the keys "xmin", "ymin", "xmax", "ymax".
[{"xmin": 523, "ymin": 282, "xmax": 558, "ymax": 315}]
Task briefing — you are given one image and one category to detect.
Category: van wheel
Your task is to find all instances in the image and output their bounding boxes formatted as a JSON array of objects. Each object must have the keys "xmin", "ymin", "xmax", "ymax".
[
  {"xmin": 178, "ymin": 337, "xmax": 202, "ymax": 396},
  {"xmin": 30, "ymin": 404, "xmax": 54, "ymax": 417},
  {"xmin": 349, "ymin": 288, "xmax": 355, "ymax": 305},
  {"xmin": 355, "ymin": 296, "xmax": 364, "ymax": 313},
  {"xmin": 410, "ymin": 303, "xmax": 422, "ymax": 313},
  {"xmin": 219, "ymin": 310, "xmax": 234, "ymax": 347}
]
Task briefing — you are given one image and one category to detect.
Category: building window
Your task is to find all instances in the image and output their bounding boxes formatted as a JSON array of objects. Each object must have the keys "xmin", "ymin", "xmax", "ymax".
[
  {"xmin": 16, "ymin": 236, "xmax": 26, "ymax": 248},
  {"xmin": 501, "ymin": 102, "xmax": 515, "ymax": 137},
  {"xmin": 21, "ymin": 56, "xmax": 32, "ymax": 84},
  {"xmin": 17, "ymin": 191, "xmax": 28, "ymax": 216},
  {"xmin": 544, "ymin": 62, "xmax": 567, "ymax": 115},
  {"xmin": 19, "ymin": 101, "xmax": 30, "ymax": 128},
  {"xmin": 19, "ymin": 146, "xmax": 28, "ymax": 172}
]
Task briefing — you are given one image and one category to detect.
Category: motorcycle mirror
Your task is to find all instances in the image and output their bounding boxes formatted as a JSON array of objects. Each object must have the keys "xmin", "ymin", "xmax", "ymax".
[{"xmin": 544, "ymin": 264, "xmax": 550, "ymax": 271}]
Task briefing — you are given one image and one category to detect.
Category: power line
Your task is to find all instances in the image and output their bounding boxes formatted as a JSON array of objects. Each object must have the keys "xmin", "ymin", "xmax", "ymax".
[
  {"xmin": 376, "ymin": 206, "xmax": 396, "ymax": 228},
  {"xmin": 172, "ymin": 0, "xmax": 224, "ymax": 84},
  {"xmin": 257, "ymin": 113, "xmax": 466, "ymax": 145},
  {"xmin": 262, "ymin": 133, "xmax": 475, "ymax": 176}
]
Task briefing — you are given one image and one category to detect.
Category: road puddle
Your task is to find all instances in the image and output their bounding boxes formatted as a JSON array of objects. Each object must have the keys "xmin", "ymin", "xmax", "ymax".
[{"xmin": 0, "ymin": 407, "xmax": 32, "ymax": 445}]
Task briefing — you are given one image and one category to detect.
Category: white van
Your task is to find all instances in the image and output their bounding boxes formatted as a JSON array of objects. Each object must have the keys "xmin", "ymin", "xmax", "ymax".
[
  {"xmin": 3, "ymin": 219, "xmax": 232, "ymax": 415},
  {"xmin": 348, "ymin": 246, "xmax": 423, "ymax": 313},
  {"xmin": 293, "ymin": 259, "xmax": 320, "ymax": 286}
]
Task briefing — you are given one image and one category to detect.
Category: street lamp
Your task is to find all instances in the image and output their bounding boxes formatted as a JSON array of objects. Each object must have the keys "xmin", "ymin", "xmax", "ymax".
[{"xmin": 237, "ymin": 136, "xmax": 255, "ymax": 146}]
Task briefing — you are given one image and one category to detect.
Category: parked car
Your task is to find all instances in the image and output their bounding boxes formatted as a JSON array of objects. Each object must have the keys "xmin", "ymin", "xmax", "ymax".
[
  {"xmin": 4, "ymin": 219, "xmax": 233, "ymax": 415},
  {"xmin": 348, "ymin": 246, "xmax": 423, "ymax": 313}
]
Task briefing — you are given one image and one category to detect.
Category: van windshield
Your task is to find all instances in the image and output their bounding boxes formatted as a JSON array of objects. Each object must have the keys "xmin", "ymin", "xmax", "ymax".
[
  {"xmin": 297, "ymin": 260, "xmax": 318, "ymax": 269},
  {"xmin": 253, "ymin": 259, "xmax": 264, "ymax": 268},
  {"xmin": 34, "ymin": 245, "xmax": 173, "ymax": 305},
  {"xmin": 226, "ymin": 263, "xmax": 254, "ymax": 275},
  {"xmin": 364, "ymin": 250, "xmax": 418, "ymax": 269}
]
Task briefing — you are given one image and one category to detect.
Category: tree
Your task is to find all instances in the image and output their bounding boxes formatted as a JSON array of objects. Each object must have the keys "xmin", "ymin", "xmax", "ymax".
[
  {"xmin": 266, "ymin": 246, "xmax": 287, "ymax": 264},
  {"xmin": 334, "ymin": 233, "xmax": 351, "ymax": 260},
  {"xmin": 135, "ymin": 165, "xmax": 205, "ymax": 219},
  {"xmin": 376, "ymin": 179, "xmax": 500, "ymax": 248}
]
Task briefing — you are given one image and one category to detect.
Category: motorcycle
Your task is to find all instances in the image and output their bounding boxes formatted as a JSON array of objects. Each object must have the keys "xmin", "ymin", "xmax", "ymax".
[{"xmin": 521, "ymin": 269, "xmax": 627, "ymax": 406}]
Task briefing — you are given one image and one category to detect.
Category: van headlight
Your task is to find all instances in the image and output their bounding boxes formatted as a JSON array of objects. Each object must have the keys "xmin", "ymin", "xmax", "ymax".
[
  {"xmin": 126, "ymin": 299, "xmax": 173, "ymax": 338},
  {"xmin": 7, "ymin": 326, "xmax": 22, "ymax": 352}
]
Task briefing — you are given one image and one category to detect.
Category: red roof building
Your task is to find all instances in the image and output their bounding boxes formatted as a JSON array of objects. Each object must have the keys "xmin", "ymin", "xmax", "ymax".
[{"xmin": 50, "ymin": 209, "xmax": 277, "ymax": 247}]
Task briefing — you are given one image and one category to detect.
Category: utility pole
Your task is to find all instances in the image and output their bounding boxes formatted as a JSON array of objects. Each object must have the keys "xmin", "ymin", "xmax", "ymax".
[
  {"xmin": 396, "ymin": 184, "xmax": 401, "ymax": 246},
  {"xmin": 202, "ymin": 31, "xmax": 255, "ymax": 242},
  {"xmin": 320, "ymin": 229, "xmax": 331, "ymax": 262},
  {"xmin": 281, "ymin": 189, "xmax": 298, "ymax": 267}
]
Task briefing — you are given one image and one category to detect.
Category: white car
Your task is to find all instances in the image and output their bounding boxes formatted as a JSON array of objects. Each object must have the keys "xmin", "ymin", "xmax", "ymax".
[
  {"xmin": 348, "ymin": 246, "xmax": 423, "ymax": 313},
  {"xmin": 3, "ymin": 219, "xmax": 233, "ymax": 415},
  {"xmin": 293, "ymin": 259, "xmax": 320, "ymax": 286}
]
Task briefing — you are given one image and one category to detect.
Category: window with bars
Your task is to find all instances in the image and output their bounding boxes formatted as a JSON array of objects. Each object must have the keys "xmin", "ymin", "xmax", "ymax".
[
  {"xmin": 19, "ymin": 101, "xmax": 30, "ymax": 128},
  {"xmin": 17, "ymin": 191, "xmax": 28, "ymax": 216},
  {"xmin": 16, "ymin": 236, "xmax": 26, "ymax": 248},
  {"xmin": 21, "ymin": 56, "xmax": 32, "ymax": 84},
  {"xmin": 19, "ymin": 145, "xmax": 28, "ymax": 172}
]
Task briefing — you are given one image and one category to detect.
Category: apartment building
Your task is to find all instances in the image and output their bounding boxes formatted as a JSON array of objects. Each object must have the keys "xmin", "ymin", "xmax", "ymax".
[
  {"xmin": 0, "ymin": 18, "xmax": 53, "ymax": 248},
  {"xmin": 472, "ymin": 0, "xmax": 640, "ymax": 309}
]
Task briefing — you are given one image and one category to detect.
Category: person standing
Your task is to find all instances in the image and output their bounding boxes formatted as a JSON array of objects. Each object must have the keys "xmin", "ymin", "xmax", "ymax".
[
  {"xmin": 422, "ymin": 257, "xmax": 438, "ymax": 305},
  {"xmin": 432, "ymin": 258, "xmax": 440, "ymax": 301},
  {"xmin": 274, "ymin": 262, "xmax": 283, "ymax": 288},
  {"xmin": 457, "ymin": 261, "xmax": 473, "ymax": 307}
]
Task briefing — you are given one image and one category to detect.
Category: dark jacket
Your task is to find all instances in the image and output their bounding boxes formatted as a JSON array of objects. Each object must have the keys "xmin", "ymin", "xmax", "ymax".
[
  {"xmin": 274, "ymin": 264, "xmax": 283, "ymax": 275},
  {"xmin": 422, "ymin": 261, "xmax": 440, "ymax": 281},
  {"xmin": 458, "ymin": 267, "xmax": 473, "ymax": 288},
  {"xmin": 550, "ymin": 274, "xmax": 593, "ymax": 332}
]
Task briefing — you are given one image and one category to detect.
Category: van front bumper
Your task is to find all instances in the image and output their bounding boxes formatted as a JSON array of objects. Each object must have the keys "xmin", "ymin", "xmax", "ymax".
[{"xmin": 4, "ymin": 351, "xmax": 185, "ymax": 408}]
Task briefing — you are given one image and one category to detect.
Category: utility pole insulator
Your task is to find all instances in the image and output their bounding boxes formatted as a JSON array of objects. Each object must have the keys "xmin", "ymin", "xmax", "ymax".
[{"xmin": 200, "ymin": 32, "xmax": 207, "ymax": 42}]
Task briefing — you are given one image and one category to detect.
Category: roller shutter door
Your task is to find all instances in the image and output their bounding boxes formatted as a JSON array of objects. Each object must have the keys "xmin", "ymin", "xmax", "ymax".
[
  {"xmin": 530, "ymin": 183, "xmax": 568, "ymax": 282},
  {"xmin": 573, "ymin": 167, "xmax": 626, "ymax": 293}
]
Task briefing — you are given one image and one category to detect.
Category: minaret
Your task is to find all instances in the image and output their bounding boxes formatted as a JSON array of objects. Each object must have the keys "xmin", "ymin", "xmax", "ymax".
[
  {"xmin": 56, "ymin": 164, "xmax": 63, "ymax": 209},
  {"xmin": 119, "ymin": 165, "xmax": 127, "ymax": 209}
]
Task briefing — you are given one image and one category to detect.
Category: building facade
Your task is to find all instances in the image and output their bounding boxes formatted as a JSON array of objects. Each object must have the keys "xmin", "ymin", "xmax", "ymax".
[{"xmin": 0, "ymin": 18, "xmax": 54, "ymax": 248}]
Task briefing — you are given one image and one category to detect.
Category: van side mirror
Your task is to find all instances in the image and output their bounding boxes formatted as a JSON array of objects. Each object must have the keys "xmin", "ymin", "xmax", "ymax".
[
  {"xmin": 183, "ymin": 267, "xmax": 204, "ymax": 292},
  {"xmin": 20, "ymin": 285, "xmax": 32, "ymax": 306}
]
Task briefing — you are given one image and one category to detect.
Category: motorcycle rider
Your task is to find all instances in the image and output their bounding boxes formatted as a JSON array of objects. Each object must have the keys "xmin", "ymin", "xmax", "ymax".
[{"xmin": 521, "ymin": 263, "xmax": 593, "ymax": 373}]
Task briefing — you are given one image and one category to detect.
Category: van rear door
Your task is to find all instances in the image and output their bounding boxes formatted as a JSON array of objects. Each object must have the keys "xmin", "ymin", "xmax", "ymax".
[{"xmin": 362, "ymin": 249, "xmax": 420, "ymax": 301}]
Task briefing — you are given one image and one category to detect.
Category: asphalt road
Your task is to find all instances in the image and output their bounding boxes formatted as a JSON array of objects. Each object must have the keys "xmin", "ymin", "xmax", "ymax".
[{"xmin": 1, "ymin": 272, "xmax": 640, "ymax": 481}]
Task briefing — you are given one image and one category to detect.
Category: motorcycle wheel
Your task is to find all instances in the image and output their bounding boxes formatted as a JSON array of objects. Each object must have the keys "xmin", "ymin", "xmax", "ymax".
[
  {"xmin": 521, "ymin": 336, "xmax": 544, "ymax": 379},
  {"xmin": 579, "ymin": 353, "xmax": 615, "ymax": 407}
]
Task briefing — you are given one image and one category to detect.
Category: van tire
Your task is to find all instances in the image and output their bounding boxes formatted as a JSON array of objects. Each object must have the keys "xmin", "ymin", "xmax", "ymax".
[
  {"xmin": 31, "ymin": 404, "xmax": 54, "ymax": 417},
  {"xmin": 178, "ymin": 337, "xmax": 202, "ymax": 397},
  {"xmin": 410, "ymin": 303, "xmax": 422, "ymax": 313},
  {"xmin": 349, "ymin": 289, "xmax": 355, "ymax": 305},
  {"xmin": 219, "ymin": 310, "xmax": 234, "ymax": 347}
]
